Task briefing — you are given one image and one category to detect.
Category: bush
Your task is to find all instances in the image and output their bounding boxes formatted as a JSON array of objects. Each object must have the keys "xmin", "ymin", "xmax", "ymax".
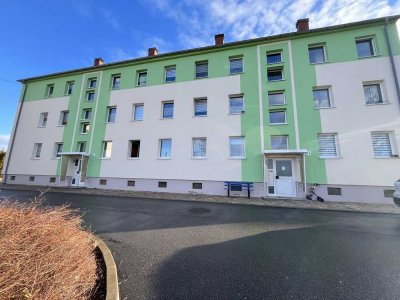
[{"xmin": 0, "ymin": 200, "xmax": 97, "ymax": 299}]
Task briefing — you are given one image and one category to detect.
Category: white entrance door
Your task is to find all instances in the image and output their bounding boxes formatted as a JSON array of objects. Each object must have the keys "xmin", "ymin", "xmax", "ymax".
[
  {"xmin": 71, "ymin": 159, "xmax": 81, "ymax": 187},
  {"xmin": 274, "ymin": 159, "xmax": 295, "ymax": 197}
]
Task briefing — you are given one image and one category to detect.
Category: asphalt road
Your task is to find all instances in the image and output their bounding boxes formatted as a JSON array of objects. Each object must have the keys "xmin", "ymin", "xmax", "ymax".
[{"xmin": 1, "ymin": 189, "xmax": 400, "ymax": 300}]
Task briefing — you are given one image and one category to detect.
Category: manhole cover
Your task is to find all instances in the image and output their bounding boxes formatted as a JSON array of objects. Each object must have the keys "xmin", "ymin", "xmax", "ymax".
[{"xmin": 188, "ymin": 207, "xmax": 211, "ymax": 214}]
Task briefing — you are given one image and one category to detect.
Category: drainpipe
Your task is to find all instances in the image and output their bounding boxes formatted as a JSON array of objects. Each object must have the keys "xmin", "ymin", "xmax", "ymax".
[
  {"xmin": 3, "ymin": 83, "xmax": 26, "ymax": 184},
  {"xmin": 384, "ymin": 18, "xmax": 400, "ymax": 108}
]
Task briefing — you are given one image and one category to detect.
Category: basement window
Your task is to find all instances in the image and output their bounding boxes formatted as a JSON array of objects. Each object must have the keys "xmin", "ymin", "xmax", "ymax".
[
  {"xmin": 10, "ymin": 176, "xmax": 15, "ymax": 181},
  {"xmin": 158, "ymin": 181, "xmax": 167, "ymax": 188},
  {"xmin": 99, "ymin": 179, "xmax": 107, "ymax": 185},
  {"xmin": 29, "ymin": 176, "xmax": 35, "ymax": 182},
  {"xmin": 327, "ymin": 187, "xmax": 342, "ymax": 195},
  {"xmin": 49, "ymin": 177, "xmax": 56, "ymax": 183},
  {"xmin": 192, "ymin": 182, "xmax": 203, "ymax": 189},
  {"xmin": 127, "ymin": 180, "xmax": 136, "ymax": 187}
]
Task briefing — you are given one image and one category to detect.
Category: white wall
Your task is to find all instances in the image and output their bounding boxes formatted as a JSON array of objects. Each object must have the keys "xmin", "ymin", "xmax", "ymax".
[
  {"xmin": 7, "ymin": 97, "xmax": 68, "ymax": 175},
  {"xmin": 316, "ymin": 56, "xmax": 400, "ymax": 186},
  {"xmin": 100, "ymin": 76, "xmax": 243, "ymax": 181}
]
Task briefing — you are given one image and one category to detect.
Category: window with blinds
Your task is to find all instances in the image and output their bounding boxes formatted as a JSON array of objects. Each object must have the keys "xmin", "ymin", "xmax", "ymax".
[
  {"xmin": 194, "ymin": 98, "xmax": 207, "ymax": 116},
  {"xmin": 268, "ymin": 92, "xmax": 285, "ymax": 106},
  {"xmin": 229, "ymin": 57, "xmax": 243, "ymax": 74},
  {"xmin": 229, "ymin": 95, "xmax": 244, "ymax": 114},
  {"xmin": 317, "ymin": 133, "xmax": 338, "ymax": 158},
  {"xmin": 229, "ymin": 137, "xmax": 245, "ymax": 158},
  {"xmin": 162, "ymin": 102, "xmax": 174, "ymax": 119},
  {"xmin": 271, "ymin": 136, "xmax": 288, "ymax": 150},
  {"xmin": 267, "ymin": 52, "xmax": 282, "ymax": 64},
  {"xmin": 133, "ymin": 104, "xmax": 144, "ymax": 121},
  {"xmin": 192, "ymin": 138, "xmax": 207, "ymax": 158},
  {"xmin": 371, "ymin": 132, "xmax": 393, "ymax": 157},
  {"xmin": 165, "ymin": 66, "xmax": 176, "ymax": 82},
  {"xmin": 363, "ymin": 83, "xmax": 383, "ymax": 104},
  {"xmin": 195, "ymin": 61, "xmax": 208, "ymax": 78}
]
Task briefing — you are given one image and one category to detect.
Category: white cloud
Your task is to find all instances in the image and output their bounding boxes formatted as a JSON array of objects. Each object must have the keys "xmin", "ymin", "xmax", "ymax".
[
  {"xmin": 143, "ymin": 0, "xmax": 400, "ymax": 48},
  {"xmin": 99, "ymin": 8, "xmax": 121, "ymax": 31},
  {"xmin": 0, "ymin": 134, "xmax": 10, "ymax": 151}
]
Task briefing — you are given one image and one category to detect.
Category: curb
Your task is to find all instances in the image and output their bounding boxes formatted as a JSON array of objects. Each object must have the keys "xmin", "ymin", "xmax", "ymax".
[{"xmin": 91, "ymin": 235, "xmax": 120, "ymax": 300}]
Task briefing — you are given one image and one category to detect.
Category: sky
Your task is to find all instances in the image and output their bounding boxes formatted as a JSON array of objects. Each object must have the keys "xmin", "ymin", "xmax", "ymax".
[{"xmin": 1, "ymin": 0, "xmax": 400, "ymax": 150}]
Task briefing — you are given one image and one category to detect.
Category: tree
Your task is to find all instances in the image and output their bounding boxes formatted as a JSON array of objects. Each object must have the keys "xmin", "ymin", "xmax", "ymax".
[{"xmin": 0, "ymin": 149, "xmax": 6, "ymax": 175}]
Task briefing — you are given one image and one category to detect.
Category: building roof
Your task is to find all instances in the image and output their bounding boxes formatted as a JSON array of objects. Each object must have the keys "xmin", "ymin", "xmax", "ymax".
[{"xmin": 18, "ymin": 15, "xmax": 400, "ymax": 83}]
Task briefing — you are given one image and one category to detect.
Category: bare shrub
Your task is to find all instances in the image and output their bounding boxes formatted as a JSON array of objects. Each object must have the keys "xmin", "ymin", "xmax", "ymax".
[{"xmin": 0, "ymin": 199, "xmax": 97, "ymax": 299}]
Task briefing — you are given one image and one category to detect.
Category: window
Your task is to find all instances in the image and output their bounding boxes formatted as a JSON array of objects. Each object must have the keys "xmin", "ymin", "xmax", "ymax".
[
  {"xmin": 308, "ymin": 45, "xmax": 326, "ymax": 64},
  {"xmin": 77, "ymin": 141, "xmax": 86, "ymax": 153},
  {"xmin": 371, "ymin": 132, "xmax": 393, "ymax": 157},
  {"xmin": 313, "ymin": 88, "xmax": 331, "ymax": 108},
  {"xmin": 356, "ymin": 38, "xmax": 375, "ymax": 58},
  {"xmin": 129, "ymin": 140, "xmax": 140, "ymax": 158},
  {"xmin": 271, "ymin": 135, "xmax": 288, "ymax": 150},
  {"xmin": 159, "ymin": 139, "xmax": 172, "ymax": 158},
  {"xmin": 133, "ymin": 104, "xmax": 144, "ymax": 121},
  {"xmin": 192, "ymin": 182, "xmax": 202, "ymax": 189},
  {"xmin": 267, "ymin": 52, "xmax": 282, "ymax": 64},
  {"xmin": 127, "ymin": 180, "xmax": 136, "ymax": 187},
  {"xmin": 229, "ymin": 137, "xmax": 245, "ymax": 158},
  {"xmin": 87, "ymin": 91, "xmax": 95, "ymax": 101},
  {"xmin": 107, "ymin": 106, "xmax": 117, "ymax": 122},
  {"xmin": 162, "ymin": 101, "xmax": 174, "ymax": 119},
  {"xmin": 267, "ymin": 68, "xmax": 283, "ymax": 81},
  {"xmin": 66, "ymin": 81, "xmax": 74, "ymax": 95},
  {"xmin": 99, "ymin": 179, "xmax": 107, "ymax": 185},
  {"xmin": 268, "ymin": 92, "xmax": 285, "ymax": 106},
  {"xmin": 102, "ymin": 141, "xmax": 112, "ymax": 158},
  {"xmin": 29, "ymin": 176, "xmax": 35, "ymax": 182},
  {"xmin": 194, "ymin": 98, "xmax": 207, "ymax": 116},
  {"xmin": 165, "ymin": 66, "xmax": 176, "ymax": 83},
  {"xmin": 81, "ymin": 123, "xmax": 90, "ymax": 134},
  {"xmin": 38, "ymin": 113, "xmax": 48, "ymax": 127},
  {"xmin": 10, "ymin": 175, "xmax": 15, "ymax": 181},
  {"xmin": 45, "ymin": 84, "xmax": 54, "ymax": 98},
  {"xmin": 54, "ymin": 143, "xmax": 63, "ymax": 158},
  {"xmin": 59, "ymin": 111, "xmax": 69, "ymax": 126},
  {"xmin": 229, "ymin": 57, "xmax": 243, "ymax": 74},
  {"xmin": 229, "ymin": 95, "xmax": 244, "ymax": 114},
  {"xmin": 158, "ymin": 181, "xmax": 167, "ymax": 188},
  {"xmin": 269, "ymin": 110, "xmax": 286, "ymax": 124},
  {"xmin": 111, "ymin": 75, "xmax": 121, "ymax": 89},
  {"xmin": 192, "ymin": 138, "xmax": 207, "ymax": 158},
  {"xmin": 137, "ymin": 71, "xmax": 147, "ymax": 86},
  {"xmin": 88, "ymin": 78, "xmax": 97, "ymax": 88},
  {"xmin": 32, "ymin": 143, "xmax": 42, "ymax": 159},
  {"xmin": 318, "ymin": 133, "xmax": 338, "ymax": 158},
  {"xmin": 49, "ymin": 177, "xmax": 56, "ymax": 183},
  {"xmin": 195, "ymin": 61, "xmax": 208, "ymax": 78},
  {"xmin": 327, "ymin": 187, "xmax": 342, "ymax": 195},
  {"xmin": 82, "ymin": 109, "xmax": 92, "ymax": 120},
  {"xmin": 363, "ymin": 83, "xmax": 383, "ymax": 105}
]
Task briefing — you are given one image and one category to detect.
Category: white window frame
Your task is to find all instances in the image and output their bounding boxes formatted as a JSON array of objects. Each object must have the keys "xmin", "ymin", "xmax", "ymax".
[
  {"xmin": 88, "ymin": 78, "xmax": 97, "ymax": 89},
  {"xmin": 53, "ymin": 143, "xmax": 63, "ymax": 159},
  {"xmin": 371, "ymin": 131, "xmax": 396, "ymax": 158},
  {"xmin": 267, "ymin": 68, "xmax": 284, "ymax": 82},
  {"xmin": 86, "ymin": 91, "xmax": 95, "ymax": 101},
  {"xmin": 159, "ymin": 139, "xmax": 172, "ymax": 159},
  {"xmin": 269, "ymin": 110, "xmax": 287, "ymax": 125},
  {"xmin": 363, "ymin": 81, "xmax": 387, "ymax": 105},
  {"xmin": 161, "ymin": 101, "xmax": 174, "ymax": 119},
  {"xmin": 137, "ymin": 70, "xmax": 147, "ymax": 86},
  {"xmin": 229, "ymin": 95, "xmax": 245, "ymax": 114},
  {"xmin": 317, "ymin": 133, "xmax": 339, "ymax": 159},
  {"xmin": 111, "ymin": 74, "xmax": 121, "ymax": 89},
  {"xmin": 165, "ymin": 66, "xmax": 176, "ymax": 83},
  {"xmin": 229, "ymin": 136, "xmax": 245, "ymax": 159},
  {"xmin": 38, "ymin": 112, "xmax": 48, "ymax": 128},
  {"xmin": 45, "ymin": 84, "xmax": 54, "ymax": 98},
  {"xmin": 268, "ymin": 91, "xmax": 286, "ymax": 106},
  {"xmin": 82, "ymin": 109, "xmax": 92, "ymax": 120},
  {"xmin": 194, "ymin": 98, "xmax": 207, "ymax": 117},
  {"xmin": 308, "ymin": 43, "xmax": 327, "ymax": 64},
  {"xmin": 313, "ymin": 86, "xmax": 333, "ymax": 109},
  {"xmin": 132, "ymin": 103, "xmax": 144, "ymax": 121},
  {"xmin": 107, "ymin": 106, "xmax": 117, "ymax": 123},
  {"xmin": 271, "ymin": 135, "xmax": 289, "ymax": 150},
  {"xmin": 192, "ymin": 137, "xmax": 207, "ymax": 159},
  {"xmin": 102, "ymin": 141, "xmax": 112, "ymax": 158},
  {"xmin": 65, "ymin": 81, "xmax": 74, "ymax": 95},
  {"xmin": 229, "ymin": 56, "xmax": 244, "ymax": 74},
  {"xmin": 32, "ymin": 143, "xmax": 42, "ymax": 159},
  {"xmin": 59, "ymin": 111, "xmax": 69, "ymax": 126},
  {"xmin": 77, "ymin": 141, "xmax": 86, "ymax": 153},
  {"xmin": 356, "ymin": 36, "xmax": 377, "ymax": 58},
  {"xmin": 195, "ymin": 61, "xmax": 208, "ymax": 79},
  {"xmin": 128, "ymin": 140, "xmax": 141, "ymax": 159},
  {"xmin": 81, "ymin": 122, "xmax": 90, "ymax": 134},
  {"xmin": 266, "ymin": 52, "xmax": 283, "ymax": 65}
]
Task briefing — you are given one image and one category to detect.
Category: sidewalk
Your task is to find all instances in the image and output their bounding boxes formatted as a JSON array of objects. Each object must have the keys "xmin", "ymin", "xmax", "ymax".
[{"xmin": 1, "ymin": 183, "xmax": 400, "ymax": 215}]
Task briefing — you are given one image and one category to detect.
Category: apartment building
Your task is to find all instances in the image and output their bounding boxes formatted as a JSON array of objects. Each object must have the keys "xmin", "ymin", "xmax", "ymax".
[{"xmin": 2, "ymin": 16, "xmax": 400, "ymax": 203}]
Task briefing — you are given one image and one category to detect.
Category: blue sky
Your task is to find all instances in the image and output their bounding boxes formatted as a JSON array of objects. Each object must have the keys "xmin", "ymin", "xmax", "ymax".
[{"xmin": 1, "ymin": 0, "xmax": 400, "ymax": 149}]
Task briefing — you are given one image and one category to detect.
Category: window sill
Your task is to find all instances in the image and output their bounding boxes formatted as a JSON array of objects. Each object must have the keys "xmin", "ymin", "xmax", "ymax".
[
  {"xmin": 229, "ymin": 72, "xmax": 244, "ymax": 75},
  {"xmin": 164, "ymin": 80, "xmax": 176, "ymax": 84},
  {"xmin": 229, "ymin": 112, "xmax": 245, "ymax": 115},
  {"xmin": 269, "ymin": 123, "xmax": 288, "ymax": 126},
  {"xmin": 160, "ymin": 117, "xmax": 174, "ymax": 120},
  {"xmin": 81, "ymin": 132, "xmax": 89, "ymax": 135},
  {"xmin": 157, "ymin": 157, "xmax": 171, "ymax": 160},
  {"xmin": 58, "ymin": 125, "xmax": 67, "ymax": 127},
  {"xmin": 110, "ymin": 87, "xmax": 120, "ymax": 90},
  {"xmin": 373, "ymin": 156, "xmax": 399, "ymax": 159},
  {"xmin": 357, "ymin": 54, "xmax": 379, "ymax": 60},
  {"xmin": 267, "ymin": 62, "xmax": 284, "ymax": 66},
  {"xmin": 195, "ymin": 76, "xmax": 209, "ymax": 80},
  {"xmin": 310, "ymin": 61, "xmax": 330, "ymax": 65},
  {"xmin": 229, "ymin": 157, "xmax": 246, "ymax": 160},
  {"xmin": 268, "ymin": 79, "xmax": 285, "ymax": 82},
  {"xmin": 136, "ymin": 84, "xmax": 147, "ymax": 87},
  {"xmin": 365, "ymin": 102, "xmax": 390, "ymax": 106},
  {"xmin": 127, "ymin": 157, "xmax": 140, "ymax": 160},
  {"xmin": 192, "ymin": 157, "xmax": 207, "ymax": 160},
  {"xmin": 314, "ymin": 106, "xmax": 336, "ymax": 110},
  {"xmin": 319, "ymin": 156, "xmax": 341, "ymax": 159},
  {"xmin": 131, "ymin": 119, "xmax": 143, "ymax": 122},
  {"xmin": 193, "ymin": 115, "xmax": 208, "ymax": 118},
  {"xmin": 37, "ymin": 126, "xmax": 46, "ymax": 128},
  {"xmin": 31, "ymin": 158, "xmax": 40, "ymax": 160},
  {"xmin": 105, "ymin": 121, "xmax": 116, "ymax": 124},
  {"xmin": 51, "ymin": 158, "xmax": 61, "ymax": 160},
  {"xmin": 99, "ymin": 157, "xmax": 111, "ymax": 160}
]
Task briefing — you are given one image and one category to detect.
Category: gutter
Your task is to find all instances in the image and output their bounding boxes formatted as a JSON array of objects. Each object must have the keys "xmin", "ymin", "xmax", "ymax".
[
  {"xmin": 384, "ymin": 18, "xmax": 400, "ymax": 108},
  {"xmin": 3, "ymin": 84, "xmax": 26, "ymax": 184}
]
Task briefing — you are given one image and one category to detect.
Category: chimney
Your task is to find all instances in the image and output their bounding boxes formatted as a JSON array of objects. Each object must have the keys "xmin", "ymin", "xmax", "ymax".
[
  {"xmin": 93, "ymin": 57, "xmax": 104, "ymax": 67},
  {"xmin": 215, "ymin": 33, "xmax": 224, "ymax": 45},
  {"xmin": 148, "ymin": 47, "xmax": 158, "ymax": 57},
  {"xmin": 296, "ymin": 18, "xmax": 309, "ymax": 32}
]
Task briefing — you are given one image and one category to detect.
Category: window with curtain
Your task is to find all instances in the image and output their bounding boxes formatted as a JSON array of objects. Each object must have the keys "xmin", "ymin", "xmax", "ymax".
[
  {"xmin": 165, "ymin": 67, "xmax": 176, "ymax": 82},
  {"xmin": 271, "ymin": 136, "xmax": 288, "ymax": 150},
  {"xmin": 194, "ymin": 99, "xmax": 207, "ymax": 116},
  {"xmin": 363, "ymin": 84, "xmax": 383, "ymax": 104},
  {"xmin": 192, "ymin": 138, "xmax": 207, "ymax": 158},
  {"xmin": 308, "ymin": 45, "xmax": 326, "ymax": 63},
  {"xmin": 371, "ymin": 132, "xmax": 393, "ymax": 157},
  {"xmin": 133, "ymin": 104, "xmax": 144, "ymax": 121},
  {"xmin": 229, "ymin": 96, "xmax": 244, "ymax": 114},
  {"xmin": 229, "ymin": 137, "xmax": 245, "ymax": 158},
  {"xmin": 313, "ymin": 89, "xmax": 331, "ymax": 108},
  {"xmin": 229, "ymin": 57, "xmax": 243, "ymax": 74},
  {"xmin": 195, "ymin": 61, "xmax": 208, "ymax": 78},
  {"xmin": 318, "ymin": 133, "xmax": 338, "ymax": 158},
  {"xmin": 269, "ymin": 110, "xmax": 286, "ymax": 124},
  {"xmin": 268, "ymin": 92, "xmax": 285, "ymax": 106},
  {"xmin": 102, "ymin": 141, "xmax": 112, "ymax": 158}
]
